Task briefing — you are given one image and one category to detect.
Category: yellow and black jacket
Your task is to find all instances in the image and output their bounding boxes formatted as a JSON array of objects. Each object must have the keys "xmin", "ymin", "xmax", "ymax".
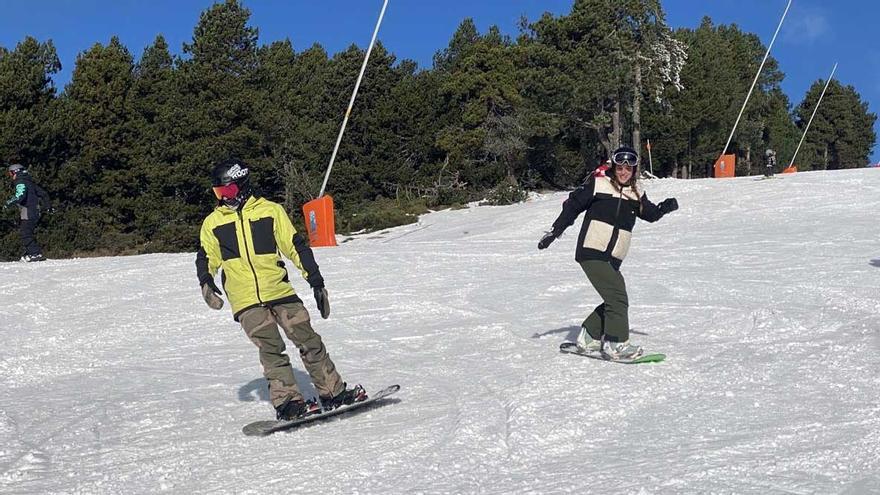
[{"xmin": 196, "ymin": 196, "xmax": 324, "ymax": 320}]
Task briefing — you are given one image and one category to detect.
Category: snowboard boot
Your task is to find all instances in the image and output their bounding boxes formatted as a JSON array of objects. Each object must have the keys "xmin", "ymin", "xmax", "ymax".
[
  {"xmin": 320, "ymin": 383, "xmax": 367, "ymax": 411},
  {"xmin": 576, "ymin": 326, "xmax": 602, "ymax": 353},
  {"xmin": 601, "ymin": 340, "xmax": 644, "ymax": 360},
  {"xmin": 275, "ymin": 397, "xmax": 321, "ymax": 421}
]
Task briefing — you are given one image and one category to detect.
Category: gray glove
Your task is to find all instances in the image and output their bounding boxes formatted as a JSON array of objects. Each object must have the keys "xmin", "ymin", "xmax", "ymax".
[
  {"xmin": 313, "ymin": 287, "xmax": 330, "ymax": 319},
  {"xmin": 201, "ymin": 279, "xmax": 224, "ymax": 310}
]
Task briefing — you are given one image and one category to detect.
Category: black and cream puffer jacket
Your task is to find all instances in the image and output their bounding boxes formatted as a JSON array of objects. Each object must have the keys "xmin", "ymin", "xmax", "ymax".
[{"xmin": 550, "ymin": 174, "xmax": 665, "ymax": 270}]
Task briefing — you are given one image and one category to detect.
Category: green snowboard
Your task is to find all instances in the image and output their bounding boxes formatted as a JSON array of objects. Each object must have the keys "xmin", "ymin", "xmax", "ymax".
[{"xmin": 559, "ymin": 342, "xmax": 665, "ymax": 364}]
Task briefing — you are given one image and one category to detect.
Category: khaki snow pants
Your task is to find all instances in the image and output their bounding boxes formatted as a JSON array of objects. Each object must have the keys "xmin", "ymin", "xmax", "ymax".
[
  {"xmin": 239, "ymin": 302, "xmax": 344, "ymax": 407},
  {"xmin": 579, "ymin": 260, "xmax": 630, "ymax": 343}
]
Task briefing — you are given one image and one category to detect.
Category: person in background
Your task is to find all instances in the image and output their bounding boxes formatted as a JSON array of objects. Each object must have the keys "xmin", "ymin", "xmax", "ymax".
[
  {"xmin": 537, "ymin": 146, "xmax": 679, "ymax": 359},
  {"xmin": 591, "ymin": 156, "xmax": 611, "ymax": 178},
  {"xmin": 196, "ymin": 158, "xmax": 367, "ymax": 420},
  {"xmin": 4, "ymin": 163, "xmax": 50, "ymax": 262},
  {"xmin": 764, "ymin": 149, "xmax": 777, "ymax": 178}
]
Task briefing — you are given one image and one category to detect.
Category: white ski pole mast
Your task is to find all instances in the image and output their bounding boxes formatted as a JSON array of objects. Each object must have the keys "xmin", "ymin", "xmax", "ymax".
[
  {"xmin": 720, "ymin": 0, "xmax": 792, "ymax": 157},
  {"xmin": 318, "ymin": 0, "xmax": 390, "ymax": 198},
  {"xmin": 787, "ymin": 63, "xmax": 837, "ymax": 169}
]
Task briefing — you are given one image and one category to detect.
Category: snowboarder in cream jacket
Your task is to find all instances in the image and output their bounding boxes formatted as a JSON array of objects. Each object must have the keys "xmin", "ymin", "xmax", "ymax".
[{"xmin": 538, "ymin": 146, "xmax": 678, "ymax": 359}]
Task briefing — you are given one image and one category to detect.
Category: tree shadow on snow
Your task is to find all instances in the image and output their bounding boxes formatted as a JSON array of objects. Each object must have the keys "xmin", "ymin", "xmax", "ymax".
[
  {"xmin": 237, "ymin": 369, "xmax": 318, "ymax": 403},
  {"xmin": 531, "ymin": 325, "xmax": 649, "ymax": 341},
  {"xmin": 531, "ymin": 325, "xmax": 580, "ymax": 341},
  {"xmin": 870, "ymin": 259, "xmax": 880, "ymax": 268}
]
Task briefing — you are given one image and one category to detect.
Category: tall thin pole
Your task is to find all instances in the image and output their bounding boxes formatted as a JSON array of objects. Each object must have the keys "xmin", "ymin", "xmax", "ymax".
[
  {"xmin": 787, "ymin": 63, "xmax": 838, "ymax": 169},
  {"xmin": 721, "ymin": 0, "xmax": 792, "ymax": 157},
  {"xmin": 646, "ymin": 139, "xmax": 654, "ymax": 176},
  {"xmin": 318, "ymin": 0, "xmax": 390, "ymax": 198}
]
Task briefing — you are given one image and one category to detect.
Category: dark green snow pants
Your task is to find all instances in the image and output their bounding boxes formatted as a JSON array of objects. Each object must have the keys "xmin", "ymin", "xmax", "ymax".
[{"xmin": 579, "ymin": 260, "xmax": 630, "ymax": 343}]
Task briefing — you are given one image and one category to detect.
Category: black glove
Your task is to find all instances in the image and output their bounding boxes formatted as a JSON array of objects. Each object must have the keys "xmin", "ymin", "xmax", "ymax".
[
  {"xmin": 313, "ymin": 286, "xmax": 330, "ymax": 319},
  {"xmin": 201, "ymin": 279, "xmax": 224, "ymax": 310},
  {"xmin": 658, "ymin": 198, "xmax": 678, "ymax": 215},
  {"xmin": 538, "ymin": 231, "xmax": 557, "ymax": 250}
]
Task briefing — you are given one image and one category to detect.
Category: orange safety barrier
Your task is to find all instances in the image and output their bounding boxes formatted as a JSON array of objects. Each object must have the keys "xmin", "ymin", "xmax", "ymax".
[
  {"xmin": 714, "ymin": 154, "xmax": 736, "ymax": 178},
  {"xmin": 302, "ymin": 195, "xmax": 337, "ymax": 247},
  {"xmin": 782, "ymin": 166, "xmax": 797, "ymax": 174}
]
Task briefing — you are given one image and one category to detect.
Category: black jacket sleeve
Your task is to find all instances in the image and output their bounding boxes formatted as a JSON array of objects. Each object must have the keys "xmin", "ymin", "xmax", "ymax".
[
  {"xmin": 638, "ymin": 193, "xmax": 664, "ymax": 223},
  {"xmin": 293, "ymin": 232, "xmax": 325, "ymax": 288},
  {"xmin": 550, "ymin": 177, "xmax": 596, "ymax": 236},
  {"xmin": 195, "ymin": 247, "xmax": 213, "ymax": 286}
]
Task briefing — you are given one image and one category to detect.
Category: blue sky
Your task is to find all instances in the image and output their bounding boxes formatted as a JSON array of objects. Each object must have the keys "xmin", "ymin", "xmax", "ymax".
[{"xmin": 0, "ymin": 0, "xmax": 877, "ymax": 163}]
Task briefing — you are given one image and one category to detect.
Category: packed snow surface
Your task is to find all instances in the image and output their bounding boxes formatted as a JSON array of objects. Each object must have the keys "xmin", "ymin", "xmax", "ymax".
[{"xmin": 2, "ymin": 169, "xmax": 879, "ymax": 494}]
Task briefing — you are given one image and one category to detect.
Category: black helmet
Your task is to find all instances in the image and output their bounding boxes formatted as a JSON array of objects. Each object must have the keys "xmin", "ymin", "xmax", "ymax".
[{"xmin": 211, "ymin": 159, "xmax": 251, "ymax": 208}]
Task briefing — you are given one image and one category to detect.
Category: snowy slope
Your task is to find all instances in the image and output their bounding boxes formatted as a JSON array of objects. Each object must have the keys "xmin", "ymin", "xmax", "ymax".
[{"xmin": 1, "ymin": 169, "xmax": 879, "ymax": 494}]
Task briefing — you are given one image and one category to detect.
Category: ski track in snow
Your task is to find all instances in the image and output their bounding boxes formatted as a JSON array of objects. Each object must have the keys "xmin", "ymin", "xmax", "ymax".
[{"xmin": 1, "ymin": 169, "xmax": 879, "ymax": 494}]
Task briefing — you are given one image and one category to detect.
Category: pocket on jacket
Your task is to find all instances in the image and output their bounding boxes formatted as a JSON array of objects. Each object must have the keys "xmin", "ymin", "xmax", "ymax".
[
  {"xmin": 584, "ymin": 220, "xmax": 614, "ymax": 252},
  {"xmin": 213, "ymin": 223, "xmax": 240, "ymax": 260},
  {"xmin": 250, "ymin": 217, "xmax": 276, "ymax": 255},
  {"xmin": 612, "ymin": 229, "xmax": 632, "ymax": 260}
]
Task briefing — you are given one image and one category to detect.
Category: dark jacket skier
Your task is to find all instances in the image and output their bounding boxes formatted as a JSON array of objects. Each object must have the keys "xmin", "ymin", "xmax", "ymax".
[
  {"xmin": 538, "ymin": 146, "xmax": 679, "ymax": 359},
  {"xmin": 4, "ymin": 164, "xmax": 50, "ymax": 262},
  {"xmin": 195, "ymin": 158, "xmax": 366, "ymax": 421},
  {"xmin": 764, "ymin": 149, "xmax": 777, "ymax": 178}
]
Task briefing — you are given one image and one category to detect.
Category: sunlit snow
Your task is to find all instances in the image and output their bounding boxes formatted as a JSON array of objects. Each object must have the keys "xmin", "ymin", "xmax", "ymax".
[{"xmin": 2, "ymin": 169, "xmax": 879, "ymax": 494}]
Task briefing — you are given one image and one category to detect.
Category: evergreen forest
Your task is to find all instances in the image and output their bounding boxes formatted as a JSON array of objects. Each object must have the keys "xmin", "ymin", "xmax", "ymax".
[{"xmin": 0, "ymin": 0, "xmax": 875, "ymax": 258}]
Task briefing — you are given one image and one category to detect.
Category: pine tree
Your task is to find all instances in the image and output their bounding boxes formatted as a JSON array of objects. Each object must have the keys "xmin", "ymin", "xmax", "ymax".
[
  {"xmin": 0, "ymin": 37, "xmax": 62, "ymax": 173},
  {"xmin": 795, "ymin": 80, "xmax": 877, "ymax": 170},
  {"xmin": 130, "ymin": 35, "xmax": 189, "ymax": 251},
  {"xmin": 434, "ymin": 20, "xmax": 523, "ymax": 191},
  {"xmin": 60, "ymin": 36, "xmax": 138, "ymax": 251},
  {"xmin": 175, "ymin": 0, "xmax": 262, "ymax": 222}
]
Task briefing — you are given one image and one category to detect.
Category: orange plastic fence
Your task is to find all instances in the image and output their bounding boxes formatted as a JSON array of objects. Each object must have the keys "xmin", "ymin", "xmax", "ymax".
[
  {"xmin": 782, "ymin": 166, "xmax": 797, "ymax": 174},
  {"xmin": 302, "ymin": 195, "xmax": 338, "ymax": 247},
  {"xmin": 714, "ymin": 154, "xmax": 736, "ymax": 178}
]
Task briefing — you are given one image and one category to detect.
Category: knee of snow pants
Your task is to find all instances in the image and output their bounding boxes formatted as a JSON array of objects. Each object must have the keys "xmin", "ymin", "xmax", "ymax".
[
  {"xmin": 272, "ymin": 302, "xmax": 343, "ymax": 399},
  {"xmin": 239, "ymin": 306, "xmax": 300, "ymax": 406}
]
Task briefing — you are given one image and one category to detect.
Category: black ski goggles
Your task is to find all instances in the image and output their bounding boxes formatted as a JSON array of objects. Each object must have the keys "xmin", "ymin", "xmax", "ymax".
[{"xmin": 611, "ymin": 151, "xmax": 639, "ymax": 167}]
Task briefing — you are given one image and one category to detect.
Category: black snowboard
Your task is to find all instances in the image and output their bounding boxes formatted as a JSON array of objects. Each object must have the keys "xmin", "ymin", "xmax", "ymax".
[{"xmin": 242, "ymin": 385, "xmax": 401, "ymax": 436}]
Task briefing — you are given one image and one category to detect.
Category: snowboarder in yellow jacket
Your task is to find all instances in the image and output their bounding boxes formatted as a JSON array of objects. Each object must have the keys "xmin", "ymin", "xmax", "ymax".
[{"xmin": 196, "ymin": 159, "xmax": 366, "ymax": 420}]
